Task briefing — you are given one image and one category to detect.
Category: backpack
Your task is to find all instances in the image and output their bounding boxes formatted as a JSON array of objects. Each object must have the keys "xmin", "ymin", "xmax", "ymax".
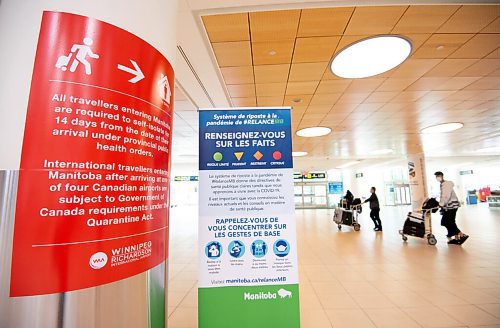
[
  {"xmin": 352, "ymin": 198, "xmax": 362, "ymax": 213},
  {"xmin": 422, "ymin": 197, "xmax": 439, "ymax": 213}
]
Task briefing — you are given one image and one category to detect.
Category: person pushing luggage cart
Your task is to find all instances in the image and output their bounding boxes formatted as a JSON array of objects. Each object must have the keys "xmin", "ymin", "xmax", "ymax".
[
  {"xmin": 363, "ymin": 187, "xmax": 382, "ymax": 231},
  {"xmin": 434, "ymin": 171, "xmax": 469, "ymax": 245}
]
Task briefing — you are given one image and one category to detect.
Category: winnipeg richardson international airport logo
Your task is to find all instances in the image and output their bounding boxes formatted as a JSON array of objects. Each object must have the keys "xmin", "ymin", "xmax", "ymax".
[
  {"xmin": 244, "ymin": 288, "xmax": 293, "ymax": 301},
  {"xmin": 89, "ymin": 252, "xmax": 108, "ymax": 269}
]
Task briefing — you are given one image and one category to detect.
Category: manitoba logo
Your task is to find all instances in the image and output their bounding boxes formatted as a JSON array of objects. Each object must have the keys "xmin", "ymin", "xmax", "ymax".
[
  {"xmin": 89, "ymin": 252, "xmax": 108, "ymax": 269},
  {"xmin": 244, "ymin": 288, "xmax": 293, "ymax": 301}
]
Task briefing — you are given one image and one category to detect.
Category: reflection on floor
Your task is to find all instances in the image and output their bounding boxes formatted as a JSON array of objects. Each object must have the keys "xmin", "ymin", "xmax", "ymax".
[{"xmin": 167, "ymin": 204, "xmax": 500, "ymax": 328}]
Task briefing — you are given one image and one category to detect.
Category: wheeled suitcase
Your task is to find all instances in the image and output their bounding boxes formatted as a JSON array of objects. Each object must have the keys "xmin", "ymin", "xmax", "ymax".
[
  {"xmin": 403, "ymin": 212, "xmax": 425, "ymax": 238},
  {"xmin": 341, "ymin": 211, "xmax": 353, "ymax": 226}
]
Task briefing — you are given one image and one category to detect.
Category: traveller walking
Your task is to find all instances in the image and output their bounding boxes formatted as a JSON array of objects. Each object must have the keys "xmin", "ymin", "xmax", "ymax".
[
  {"xmin": 364, "ymin": 187, "xmax": 382, "ymax": 231},
  {"xmin": 434, "ymin": 171, "xmax": 469, "ymax": 245}
]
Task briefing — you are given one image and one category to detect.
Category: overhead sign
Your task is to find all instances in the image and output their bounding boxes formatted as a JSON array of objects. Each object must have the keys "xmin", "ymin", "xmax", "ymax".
[
  {"xmin": 328, "ymin": 182, "xmax": 343, "ymax": 194},
  {"xmin": 303, "ymin": 172, "xmax": 326, "ymax": 180},
  {"xmin": 10, "ymin": 11, "xmax": 174, "ymax": 296},
  {"xmin": 198, "ymin": 108, "xmax": 300, "ymax": 327},
  {"xmin": 355, "ymin": 172, "xmax": 364, "ymax": 178},
  {"xmin": 459, "ymin": 170, "xmax": 473, "ymax": 175}
]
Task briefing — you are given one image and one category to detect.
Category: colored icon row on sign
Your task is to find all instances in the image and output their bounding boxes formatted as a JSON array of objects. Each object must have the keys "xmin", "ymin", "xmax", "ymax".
[
  {"xmin": 205, "ymin": 239, "xmax": 290, "ymax": 259},
  {"xmin": 212, "ymin": 151, "xmax": 283, "ymax": 162}
]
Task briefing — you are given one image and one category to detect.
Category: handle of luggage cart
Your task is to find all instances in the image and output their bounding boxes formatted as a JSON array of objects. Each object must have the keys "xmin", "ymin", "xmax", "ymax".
[{"xmin": 420, "ymin": 206, "xmax": 440, "ymax": 215}]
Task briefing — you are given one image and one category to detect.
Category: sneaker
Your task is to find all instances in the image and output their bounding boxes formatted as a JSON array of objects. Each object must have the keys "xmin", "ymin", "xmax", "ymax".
[
  {"xmin": 458, "ymin": 235, "xmax": 469, "ymax": 245},
  {"xmin": 373, "ymin": 228, "xmax": 378, "ymax": 231},
  {"xmin": 447, "ymin": 239, "xmax": 460, "ymax": 245}
]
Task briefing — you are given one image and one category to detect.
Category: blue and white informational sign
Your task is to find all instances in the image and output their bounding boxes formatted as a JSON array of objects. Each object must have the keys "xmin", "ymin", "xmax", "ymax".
[{"xmin": 198, "ymin": 108, "xmax": 300, "ymax": 327}]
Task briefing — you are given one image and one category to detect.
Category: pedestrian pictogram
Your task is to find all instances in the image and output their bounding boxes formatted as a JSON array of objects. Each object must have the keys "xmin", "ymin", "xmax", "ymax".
[{"xmin": 55, "ymin": 37, "xmax": 99, "ymax": 75}]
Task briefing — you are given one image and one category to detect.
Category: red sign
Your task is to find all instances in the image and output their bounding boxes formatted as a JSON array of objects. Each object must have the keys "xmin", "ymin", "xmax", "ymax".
[{"xmin": 10, "ymin": 11, "xmax": 174, "ymax": 296}]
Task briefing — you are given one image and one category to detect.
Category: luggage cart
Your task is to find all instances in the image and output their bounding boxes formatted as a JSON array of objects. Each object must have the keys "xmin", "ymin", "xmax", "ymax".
[
  {"xmin": 333, "ymin": 204, "xmax": 362, "ymax": 231},
  {"xmin": 399, "ymin": 207, "xmax": 439, "ymax": 245}
]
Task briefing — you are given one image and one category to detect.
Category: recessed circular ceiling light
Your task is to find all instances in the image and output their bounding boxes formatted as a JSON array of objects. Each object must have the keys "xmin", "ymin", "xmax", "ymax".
[
  {"xmin": 296, "ymin": 127, "xmax": 332, "ymax": 137},
  {"xmin": 369, "ymin": 148, "xmax": 394, "ymax": 155},
  {"xmin": 269, "ymin": 50, "xmax": 277, "ymax": 56},
  {"xmin": 330, "ymin": 35, "xmax": 412, "ymax": 79},
  {"xmin": 421, "ymin": 122, "xmax": 464, "ymax": 134},
  {"xmin": 292, "ymin": 151, "xmax": 308, "ymax": 157}
]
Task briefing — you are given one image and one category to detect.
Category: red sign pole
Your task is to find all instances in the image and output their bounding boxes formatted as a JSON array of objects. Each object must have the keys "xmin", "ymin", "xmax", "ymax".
[{"xmin": 10, "ymin": 11, "xmax": 174, "ymax": 296}]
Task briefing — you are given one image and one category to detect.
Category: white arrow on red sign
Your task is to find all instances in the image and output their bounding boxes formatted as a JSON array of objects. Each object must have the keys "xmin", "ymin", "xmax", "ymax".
[{"xmin": 117, "ymin": 60, "xmax": 144, "ymax": 83}]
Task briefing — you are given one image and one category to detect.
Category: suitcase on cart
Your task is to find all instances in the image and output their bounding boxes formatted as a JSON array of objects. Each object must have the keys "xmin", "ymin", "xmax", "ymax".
[
  {"xmin": 333, "ymin": 207, "xmax": 360, "ymax": 231},
  {"xmin": 403, "ymin": 212, "xmax": 426, "ymax": 238}
]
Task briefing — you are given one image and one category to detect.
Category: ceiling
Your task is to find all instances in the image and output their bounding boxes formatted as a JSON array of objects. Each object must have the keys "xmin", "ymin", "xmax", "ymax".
[{"xmin": 173, "ymin": 2, "xmax": 500, "ymax": 171}]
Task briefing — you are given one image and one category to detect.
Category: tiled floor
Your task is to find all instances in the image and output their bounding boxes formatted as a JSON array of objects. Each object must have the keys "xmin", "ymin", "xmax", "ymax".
[{"xmin": 167, "ymin": 203, "xmax": 500, "ymax": 328}]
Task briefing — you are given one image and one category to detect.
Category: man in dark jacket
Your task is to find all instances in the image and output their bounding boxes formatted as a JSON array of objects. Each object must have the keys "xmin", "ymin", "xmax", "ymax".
[{"xmin": 364, "ymin": 187, "xmax": 382, "ymax": 231}]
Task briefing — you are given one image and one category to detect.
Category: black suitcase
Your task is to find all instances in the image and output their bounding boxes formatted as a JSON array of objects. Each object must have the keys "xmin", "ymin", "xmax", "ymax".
[
  {"xmin": 341, "ymin": 211, "xmax": 353, "ymax": 226},
  {"xmin": 403, "ymin": 212, "xmax": 425, "ymax": 237}
]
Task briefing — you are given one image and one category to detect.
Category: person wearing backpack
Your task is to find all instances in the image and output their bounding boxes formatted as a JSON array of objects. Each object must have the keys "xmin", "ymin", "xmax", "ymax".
[
  {"xmin": 364, "ymin": 187, "xmax": 382, "ymax": 231},
  {"xmin": 435, "ymin": 171, "xmax": 469, "ymax": 245}
]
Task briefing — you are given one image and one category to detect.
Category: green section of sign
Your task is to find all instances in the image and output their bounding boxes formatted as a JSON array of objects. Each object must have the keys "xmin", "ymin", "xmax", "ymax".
[{"xmin": 199, "ymin": 284, "xmax": 300, "ymax": 328}]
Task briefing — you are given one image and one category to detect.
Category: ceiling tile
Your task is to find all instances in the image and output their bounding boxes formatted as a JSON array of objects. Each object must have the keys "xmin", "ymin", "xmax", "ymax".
[
  {"xmin": 231, "ymin": 97, "xmax": 256, "ymax": 107},
  {"xmin": 288, "ymin": 62, "xmax": 328, "ymax": 81},
  {"xmin": 456, "ymin": 59, "xmax": 500, "ymax": 76},
  {"xmin": 412, "ymin": 34, "xmax": 473, "ymax": 59},
  {"xmin": 364, "ymin": 91, "xmax": 398, "ymax": 103},
  {"xmin": 316, "ymin": 79, "xmax": 352, "ymax": 94},
  {"xmin": 463, "ymin": 76, "xmax": 500, "ymax": 90},
  {"xmin": 249, "ymin": 10, "xmax": 300, "ymax": 41},
  {"xmin": 390, "ymin": 59, "xmax": 442, "ymax": 78},
  {"xmin": 257, "ymin": 96, "xmax": 284, "ymax": 106},
  {"xmin": 449, "ymin": 34, "xmax": 500, "ymax": 59},
  {"xmin": 212, "ymin": 41, "xmax": 252, "ymax": 67},
  {"xmin": 433, "ymin": 77, "xmax": 481, "ymax": 90},
  {"xmin": 226, "ymin": 84, "xmax": 255, "ymax": 97},
  {"xmin": 391, "ymin": 90, "xmax": 429, "ymax": 102},
  {"xmin": 344, "ymin": 6, "xmax": 408, "ymax": 35},
  {"xmin": 298, "ymin": 7, "xmax": 354, "ymax": 37},
  {"xmin": 377, "ymin": 77, "xmax": 419, "ymax": 91},
  {"xmin": 437, "ymin": 5, "xmax": 500, "ymax": 33},
  {"xmin": 220, "ymin": 66, "xmax": 254, "ymax": 84},
  {"xmin": 286, "ymin": 81, "xmax": 319, "ymax": 95},
  {"xmin": 255, "ymin": 83, "xmax": 286, "ymax": 97},
  {"xmin": 392, "ymin": 5, "xmax": 460, "ymax": 34},
  {"xmin": 482, "ymin": 17, "xmax": 500, "ymax": 33},
  {"xmin": 292, "ymin": 37, "xmax": 340, "ymax": 63},
  {"xmin": 252, "ymin": 40, "xmax": 294, "ymax": 65},
  {"xmin": 202, "ymin": 13, "xmax": 250, "ymax": 42},
  {"xmin": 406, "ymin": 77, "xmax": 449, "ymax": 90},
  {"xmin": 253, "ymin": 64, "xmax": 290, "ymax": 83},
  {"xmin": 337, "ymin": 92, "xmax": 370, "ymax": 104},
  {"xmin": 309, "ymin": 93, "xmax": 342, "ymax": 106},
  {"xmin": 423, "ymin": 59, "xmax": 477, "ymax": 77},
  {"xmin": 345, "ymin": 78, "xmax": 386, "ymax": 93},
  {"xmin": 307, "ymin": 105, "xmax": 333, "ymax": 113}
]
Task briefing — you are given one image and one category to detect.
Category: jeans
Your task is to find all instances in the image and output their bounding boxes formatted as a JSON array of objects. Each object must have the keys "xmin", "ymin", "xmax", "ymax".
[
  {"xmin": 441, "ymin": 208, "xmax": 460, "ymax": 237},
  {"xmin": 370, "ymin": 208, "xmax": 382, "ymax": 229}
]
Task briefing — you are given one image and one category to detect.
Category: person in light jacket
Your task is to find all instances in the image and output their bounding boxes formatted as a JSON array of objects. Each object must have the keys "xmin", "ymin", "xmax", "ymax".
[
  {"xmin": 435, "ymin": 171, "xmax": 468, "ymax": 245},
  {"xmin": 364, "ymin": 187, "xmax": 382, "ymax": 231}
]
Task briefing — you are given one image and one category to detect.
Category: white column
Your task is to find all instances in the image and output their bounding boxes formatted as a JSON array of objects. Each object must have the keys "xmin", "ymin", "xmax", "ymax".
[{"xmin": 407, "ymin": 153, "xmax": 428, "ymax": 211}]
